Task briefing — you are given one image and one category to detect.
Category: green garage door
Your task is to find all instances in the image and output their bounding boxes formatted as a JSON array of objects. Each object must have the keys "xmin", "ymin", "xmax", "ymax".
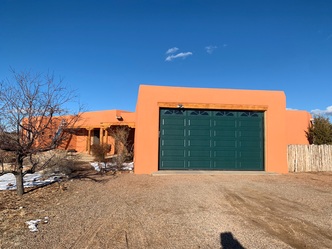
[{"xmin": 159, "ymin": 108, "xmax": 264, "ymax": 170}]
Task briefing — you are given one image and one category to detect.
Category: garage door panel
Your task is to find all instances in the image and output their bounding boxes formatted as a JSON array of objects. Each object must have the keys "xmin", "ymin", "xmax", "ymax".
[
  {"xmin": 188, "ymin": 119, "xmax": 210, "ymax": 126},
  {"xmin": 213, "ymin": 120, "xmax": 236, "ymax": 127},
  {"xmin": 213, "ymin": 161, "xmax": 237, "ymax": 169},
  {"xmin": 161, "ymin": 139, "xmax": 185, "ymax": 146},
  {"xmin": 188, "ymin": 149, "xmax": 211, "ymax": 157},
  {"xmin": 188, "ymin": 160, "xmax": 211, "ymax": 169},
  {"xmin": 161, "ymin": 129, "xmax": 185, "ymax": 136},
  {"xmin": 239, "ymin": 149, "xmax": 262, "ymax": 156},
  {"xmin": 239, "ymin": 157, "xmax": 262, "ymax": 163},
  {"xmin": 161, "ymin": 149, "xmax": 186, "ymax": 157},
  {"xmin": 238, "ymin": 120, "xmax": 262, "ymax": 127},
  {"xmin": 213, "ymin": 130, "xmax": 236, "ymax": 137},
  {"xmin": 238, "ymin": 161, "xmax": 263, "ymax": 170},
  {"xmin": 213, "ymin": 150, "xmax": 237, "ymax": 157},
  {"xmin": 238, "ymin": 130, "xmax": 262, "ymax": 137},
  {"xmin": 214, "ymin": 111, "xmax": 237, "ymax": 116},
  {"xmin": 161, "ymin": 160, "xmax": 186, "ymax": 169},
  {"xmin": 188, "ymin": 129, "xmax": 210, "ymax": 136},
  {"xmin": 214, "ymin": 140, "xmax": 237, "ymax": 148},
  {"xmin": 161, "ymin": 121, "xmax": 184, "ymax": 126},
  {"xmin": 161, "ymin": 110, "xmax": 185, "ymax": 116},
  {"xmin": 161, "ymin": 118, "xmax": 185, "ymax": 126},
  {"xmin": 188, "ymin": 110, "xmax": 210, "ymax": 115},
  {"xmin": 188, "ymin": 139, "xmax": 211, "ymax": 147},
  {"xmin": 239, "ymin": 140, "xmax": 262, "ymax": 148},
  {"xmin": 239, "ymin": 111, "xmax": 263, "ymax": 117}
]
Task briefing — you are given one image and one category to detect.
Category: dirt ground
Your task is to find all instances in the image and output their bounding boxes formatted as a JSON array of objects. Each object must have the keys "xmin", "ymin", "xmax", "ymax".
[{"xmin": 1, "ymin": 164, "xmax": 332, "ymax": 249}]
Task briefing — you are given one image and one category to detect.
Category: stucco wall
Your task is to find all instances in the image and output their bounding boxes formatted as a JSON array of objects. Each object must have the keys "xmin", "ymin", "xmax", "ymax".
[
  {"xmin": 286, "ymin": 110, "xmax": 311, "ymax": 145},
  {"xmin": 75, "ymin": 110, "xmax": 135, "ymax": 127},
  {"xmin": 134, "ymin": 85, "xmax": 288, "ymax": 174}
]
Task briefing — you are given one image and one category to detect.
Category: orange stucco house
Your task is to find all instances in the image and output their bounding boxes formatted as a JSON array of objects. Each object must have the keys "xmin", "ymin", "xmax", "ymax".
[
  {"xmin": 67, "ymin": 85, "xmax": 311, "ymax": 174},
  {"xmin": 64, "ymin": 110, "xmax": 136, "ymax": 155}
]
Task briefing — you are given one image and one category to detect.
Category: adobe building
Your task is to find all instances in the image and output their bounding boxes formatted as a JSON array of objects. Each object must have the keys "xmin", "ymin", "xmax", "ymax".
[
  {"xmin": 65, "ymin": 110, "xmax": 135, "ymax": 155},
  {"xmin": 68, "ymin": 85, "xmax": 311, "ymax": 174},
  {"xmin": 134, "ymin": 85, "xmax": 311, "ymax": 174}
]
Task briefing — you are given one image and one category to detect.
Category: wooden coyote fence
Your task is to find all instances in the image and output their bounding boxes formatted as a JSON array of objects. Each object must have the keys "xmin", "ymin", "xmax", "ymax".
[{"xmin": 288, "ymin": 145, "xmax": 332, "ymax": 172}]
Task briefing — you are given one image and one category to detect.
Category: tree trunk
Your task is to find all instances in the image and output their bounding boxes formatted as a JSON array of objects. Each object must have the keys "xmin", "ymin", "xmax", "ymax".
[{"xmin": 15, "ymin": 156, "xmax": 24, "ymax": 196}]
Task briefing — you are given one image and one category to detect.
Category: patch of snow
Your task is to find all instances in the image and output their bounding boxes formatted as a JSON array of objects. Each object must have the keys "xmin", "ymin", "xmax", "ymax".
[
  {"xmin": 122, "ymin": 162, "xmax": 134, "ymax": 171},
  {"xmin": 26, "ymin": 219, "xmax": 41, "ymax": 232},
  {"xmin": 0, "ymin": 172, "xmax": 61, "ymax": 191},
  {"xmin": 90, "ymin": 162, "xmax": 101, "ymax": 172},
  {"xmin": 90, "ymin": 162, "xmax": 114, "ymax": 172},
  {"xmin": 26, "ymin": 217, "xmax": 49, "ymax": 232},
  {"xmin": 90, "ymin": 161, "xmax": 134, "ymax": 172},
  {"xmin": 0, "ymin": 173, "xmax": 15, "ymax": 190}
]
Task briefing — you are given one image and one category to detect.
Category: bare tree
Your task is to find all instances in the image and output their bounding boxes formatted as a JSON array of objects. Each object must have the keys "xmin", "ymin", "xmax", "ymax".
[{"xmin": 0, "ymin": 69, "xmax": 83, "ymax": 196}]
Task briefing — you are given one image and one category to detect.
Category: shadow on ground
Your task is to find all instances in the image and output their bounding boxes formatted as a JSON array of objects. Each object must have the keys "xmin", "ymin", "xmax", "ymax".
[
  {"xmin": 68, "ymin": 161, "xmax": 115, "ymax": 183},
  {"xmin": 220, "ymin": 232, "xmax": 245, "ymax": 249}
]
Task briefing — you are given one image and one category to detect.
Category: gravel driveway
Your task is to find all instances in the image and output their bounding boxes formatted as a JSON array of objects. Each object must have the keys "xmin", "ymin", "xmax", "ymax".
[{"xmin": 2, "ymin": 171, "xmax": 332, "ymax": 249}]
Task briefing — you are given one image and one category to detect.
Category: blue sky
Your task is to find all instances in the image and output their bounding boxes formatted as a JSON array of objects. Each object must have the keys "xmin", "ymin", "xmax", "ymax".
[{"xmin": 1, "ymin": 0, "xmax": 332, "ymax": 116}]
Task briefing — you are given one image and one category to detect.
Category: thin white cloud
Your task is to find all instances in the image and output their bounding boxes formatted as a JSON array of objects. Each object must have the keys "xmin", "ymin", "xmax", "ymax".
[
  {"xmin": 205, "ymin": 45, "xmax": 217, "ymax": 54},
  {"xmin": 166, "ymin": 47, "xmax": 179, "ymax": 54},
  {"xmin": 165, "ymin": 52, "xmax": 193, "ymax": 62},
  {"xmin": 311, "ymin": 106, "xmax": 332, "ymax": 116},
  {"xmin": 286, "ymin": 108, "xmax": 298, "ymax": 110}
]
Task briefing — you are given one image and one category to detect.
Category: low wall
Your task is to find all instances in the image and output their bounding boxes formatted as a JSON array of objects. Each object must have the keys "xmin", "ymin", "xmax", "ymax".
[{"xmin": 288, "ymin": 145, "xmax": 332, "ymax": 172}]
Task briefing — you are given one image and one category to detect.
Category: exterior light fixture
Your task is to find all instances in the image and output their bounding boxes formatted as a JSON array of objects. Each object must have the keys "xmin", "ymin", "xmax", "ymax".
[
  {"xmin": 177, "ymin": 104, "xmax": 183, "ymax": 108},
  {"xmin": 116, "ymin": 116, "xmax": 123, "ymax": 121}
]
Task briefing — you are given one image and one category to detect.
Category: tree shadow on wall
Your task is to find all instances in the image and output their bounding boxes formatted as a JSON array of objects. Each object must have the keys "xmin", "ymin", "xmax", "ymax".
[{"xmin": 220, "ymin": 232, "xmax": 245, "ymax": 249}]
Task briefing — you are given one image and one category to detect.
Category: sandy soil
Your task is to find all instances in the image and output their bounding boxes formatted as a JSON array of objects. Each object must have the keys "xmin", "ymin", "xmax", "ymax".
[{"xmin": 1, "ymin": 165, "xmax": 332, "ymax": 249}]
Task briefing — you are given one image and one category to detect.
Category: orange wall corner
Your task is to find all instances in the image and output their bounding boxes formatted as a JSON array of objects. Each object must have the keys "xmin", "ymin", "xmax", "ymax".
[{"xmin": 286, "ymin": 110, "xmax": 311, "ymax": 145}]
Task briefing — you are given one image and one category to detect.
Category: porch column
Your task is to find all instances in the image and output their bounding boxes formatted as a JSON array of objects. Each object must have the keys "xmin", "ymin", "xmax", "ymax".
[
  {"xmin": 104, "ymin": 129, "xmax": 108, "ymax": 145},
  {"xmin": 87, "ymin": 129, "xmax": 92, "ymax": 154},
  {"xmin": 100, "ymin": 128, "xmax": 104, "ymax": 145}
]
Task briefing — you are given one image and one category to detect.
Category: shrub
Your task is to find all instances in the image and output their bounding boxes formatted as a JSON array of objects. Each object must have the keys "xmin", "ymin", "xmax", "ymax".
[
  {"xmin": 91, "ymin": 144, "xmax": 111, "ymax": 162},
  {"xmin": 35, "ymin": 150, "xmax": 77, "ymax": 175},
  {"xmin": 306, "ymin": 116, "xmax": 332, "ymax": 145},
  {"xmin": 108, "ymin": 126, "xmax": 133, "ymax": 169}
]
